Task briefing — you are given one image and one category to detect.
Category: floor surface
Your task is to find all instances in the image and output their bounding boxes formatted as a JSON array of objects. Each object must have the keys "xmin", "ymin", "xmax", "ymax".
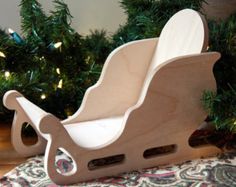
[{"xmin": 0, "ymin": 123, "xmax": 36, "ymax": 177}]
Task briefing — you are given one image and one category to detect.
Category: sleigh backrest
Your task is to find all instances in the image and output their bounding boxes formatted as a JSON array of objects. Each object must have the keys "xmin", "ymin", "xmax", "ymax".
[
  {"xmin": 148, "ymin": 9, "xmax": 208, "ymax": 73},
  {"xmin": 138, "ymin": 9, "xmax": 209, "ymax": 102},
  {"xmin": 67, "ymin": 9, "xmax": 210, "ymax": 122}
]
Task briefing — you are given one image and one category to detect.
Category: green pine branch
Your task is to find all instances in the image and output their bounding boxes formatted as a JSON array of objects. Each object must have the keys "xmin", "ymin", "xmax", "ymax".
[{"xmin": 20, "ymin": 0, "xmax": 48, "ymax": 48}]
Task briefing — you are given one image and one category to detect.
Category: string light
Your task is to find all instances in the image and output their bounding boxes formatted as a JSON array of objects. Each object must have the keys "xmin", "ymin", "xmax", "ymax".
[
  {"xmin": 54, "ymin": 42, "xmax": 62, "ymax": 49},
  {"xmin": 8, "ymin": 28, "xmax": 14, "ymax": 34},
  {"xmin": 85, "ymin": 56, "xmax": 91, "ymax": 64},
  {"xmin": 8, "ymin": 28, "xmax": 24, "ymax": 44},
  {"xmin": 40, "ymin": 94, "xmax": 46, "ymax": 100},
  {"xmin": 48, "ymin": 42, "xmax": 62, "ymax": 51},
  {"xmin": 0, "ymin": 51, "xmax": 6, "ymax": 58},
  {"xmin": 4, "ymin": 71, "xmax": 10, "ymax": 78},
  {"xmin": 56, "ymin": 68, "xmax": 60, "ymax": 74},
  {"xmin": 57, "ymin": 79, "xmax": 63, "ymax": 89},
  {"xmin": 39, "ymin": 56, "xmax": 45, "ymax": 61}
]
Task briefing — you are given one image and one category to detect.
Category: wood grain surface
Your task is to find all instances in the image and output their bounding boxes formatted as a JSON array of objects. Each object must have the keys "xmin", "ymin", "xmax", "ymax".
[{"xmin": 0, "ymin": 123, "xmax": 36, "ymax": 177}]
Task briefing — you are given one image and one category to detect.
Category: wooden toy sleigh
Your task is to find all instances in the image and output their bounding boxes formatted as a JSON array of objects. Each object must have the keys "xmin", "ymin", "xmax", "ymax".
[{"xmin": 3, "ymin": 9, "xmax": 221, "ymax": 185}]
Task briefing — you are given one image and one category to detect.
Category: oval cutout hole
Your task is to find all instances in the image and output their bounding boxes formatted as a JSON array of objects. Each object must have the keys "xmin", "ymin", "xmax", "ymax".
[
  {"xmin": 188, "ymin": 122, "xmax": 214, "ymax": 148},
  {"xmin": 55, "ymin": 148, "xmax": 77, "ymax": 176},
  {"xmin": 88, "ymin": 154, "xmax": 125, "ymax": 171},
  {"xmin": 21, "ymin": 122, "xmax": 38, "ymax": 145},
  {"xmin": 143, "ymin": 144, "xmax": 177, "ymax": 159}
]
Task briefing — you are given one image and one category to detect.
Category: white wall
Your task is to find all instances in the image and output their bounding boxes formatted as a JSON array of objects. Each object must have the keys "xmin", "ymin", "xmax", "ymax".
[{"xmin": 0, "ymin": 0, "xmax": 127, "ymax": 36}]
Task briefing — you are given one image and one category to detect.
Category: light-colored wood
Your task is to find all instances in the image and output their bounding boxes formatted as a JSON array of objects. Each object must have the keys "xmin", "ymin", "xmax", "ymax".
[
  {"xmin": 3, "ymin": 37, "xmax": 158, "ymax": 155},
  {"xmin": 63, "ymin": 37, "xmax": 157, "ymax": 124},
  {"xmin": 141, "ymin": 9, "xmax": 208, "ymax": 101},
  {"xmin": 149, "ymin": 8, "xmax": 208, "ymax": 71},
  {"xmin": 3, "ymin": 91, "xmax": 47, "ymax": 157},
  {"xmin": 38, "ymin": 52, "xmax": 221, "ymax": 184},
  {"xmin": 2, "ymin": 9, "xmax": 222, "ymax": 185},
  {"xmin": 64, "ymin": 116, "xmax": 124, "ymax": 149}
]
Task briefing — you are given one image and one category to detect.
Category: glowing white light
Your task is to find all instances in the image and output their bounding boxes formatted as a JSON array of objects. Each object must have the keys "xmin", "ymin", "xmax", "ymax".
[
  {"xmin": 8, "ymin": 28, "xmax": 14, "ymax": 34},
  {"xmin": 4, "ymin": 71, "xmax": 10, "ymax": 78},
  {"xmin": 56, "ymin": 68, "xmax": 60, "ymax": 74},
  {"xmin": 57, "ymin": 79, "xmax": 63, "ymax": 89},
  {"xmin": 0, "ymin": 51, "xmax": 6, "ymax": 58},
  {"xmin": 39, "ymin": 56, "xmax": 45, "ymax": 61},
  {"xmin": 54, "ymin": 42, "xmax": 62, "ymax": 49},
  {"xmin": 40, "ymin": 94, "xmax": 46, "ymax": 100}
]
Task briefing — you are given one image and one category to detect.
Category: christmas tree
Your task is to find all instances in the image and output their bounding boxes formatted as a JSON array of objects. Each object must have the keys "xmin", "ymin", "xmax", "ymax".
[
  {"xmin": 112, "ymin": 0, "xmax": 204, "ymax": 47},
  {"xmin": 202, "ymin": 13, "xmax": 236, "ymax": 132},
  {"xmin": 0, "ymin": 0, "xmax": 111, "ymax": 121}
]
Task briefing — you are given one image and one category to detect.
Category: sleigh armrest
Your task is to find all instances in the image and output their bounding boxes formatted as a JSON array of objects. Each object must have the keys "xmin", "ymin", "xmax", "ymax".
[
  {"xmin": 124, "ymin": 52, "xmax": 221, "ymax": 129},
  {"xmin": 63, "ymin": 38, "xmax": 158, "ymax": 124}
]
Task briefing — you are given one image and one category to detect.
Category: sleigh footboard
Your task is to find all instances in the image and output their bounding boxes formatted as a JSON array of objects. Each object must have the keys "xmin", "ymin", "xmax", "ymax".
[{"xmin": 3, "ymin": 90, "xmax": 48, "ymax": 156}]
